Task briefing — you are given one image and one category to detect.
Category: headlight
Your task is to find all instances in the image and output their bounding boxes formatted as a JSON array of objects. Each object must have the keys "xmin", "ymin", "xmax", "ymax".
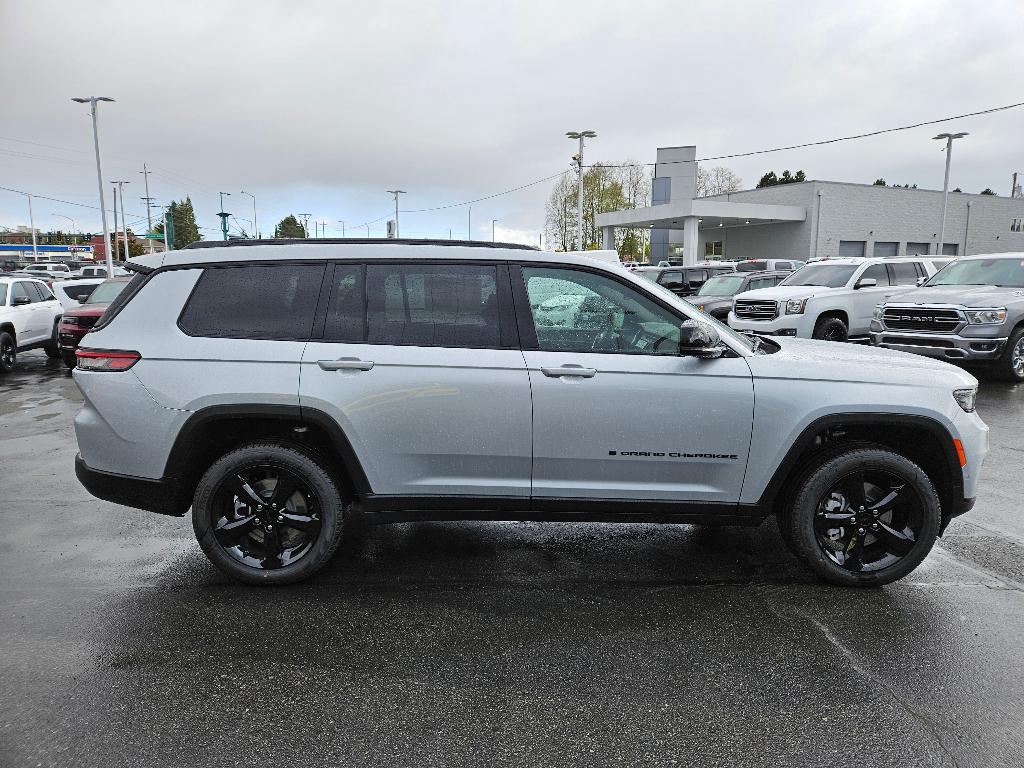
[
  {"xmin": 965, "ymin": 308, "xmax": 1007, "ymax": 325},
  {"xmin": 786, "ymin": 297, "xmax": 809, "ymax": 315},
  {"xmin": 953, "ymin": 387, "xmax": 977, "ymax": 413},
  {"xmin": 873, "ymin": 305, "xmax": 884, "ymax": 321}
]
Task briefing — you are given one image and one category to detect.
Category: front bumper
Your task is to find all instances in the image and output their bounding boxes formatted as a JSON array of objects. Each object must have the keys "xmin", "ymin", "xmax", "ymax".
[
  {"xmin": 870, "ymin": 324, "xmax": 1008, "ymax": 362},
  {"xmin": 75, "ymin": 454, "xmax": 186, "ymax": 517},
  {"xmin": 58, "ymin": 325, "xmax": 90, "ymax": 351},
  {"xmin": 727, "ymin": 312, "xmax": 814, "ymax": 337}
]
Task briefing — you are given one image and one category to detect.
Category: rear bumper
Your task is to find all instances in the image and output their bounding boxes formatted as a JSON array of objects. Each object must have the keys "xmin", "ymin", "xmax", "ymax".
[{"xmin": 75, "ymin": 454, "xmax": 186, "ymax": 517}]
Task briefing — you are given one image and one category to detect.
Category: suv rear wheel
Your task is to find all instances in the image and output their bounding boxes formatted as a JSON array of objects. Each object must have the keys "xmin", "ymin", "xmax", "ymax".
[
  {"xmin": 782, "ymin": 445, "xmax": 940, "ymax": 586},
  {"xmin": 993, "ymin": 325, "xmax": 1024, "ymax": 383},
  {"xmin": 0, "ymin": 331, "xmax": 15, "ymax": 373},
  {"xmin": 192, "ymin": 441, "xmax": 346, "ymax": 585}
]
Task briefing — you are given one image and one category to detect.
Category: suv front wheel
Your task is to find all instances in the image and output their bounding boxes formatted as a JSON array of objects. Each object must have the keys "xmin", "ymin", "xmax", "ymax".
[
  {"xmin": 782, "ymin": 445, "xmax": 940, "ymax": 586},
  {"xmin": 192, "ymin": 441, "xmax": 346, "ymax": 585}
]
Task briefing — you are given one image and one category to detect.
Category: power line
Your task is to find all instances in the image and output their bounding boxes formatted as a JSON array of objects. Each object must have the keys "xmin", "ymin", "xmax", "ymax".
[{"xmin": 588, "ymin": 101, "xmax": 1024, "ymax": 168}]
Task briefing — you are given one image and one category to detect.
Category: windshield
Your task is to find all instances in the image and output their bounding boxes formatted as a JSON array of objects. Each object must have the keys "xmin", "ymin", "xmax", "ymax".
[
  {"xmin": 697, "ymin": 275, "xmax": 746, "ymax": 296},
  {"xmin": 0, "ymin": 284, "xmax": 6, "ymax": 305},
  {"xmin": 925, "ymin": 258, "xmax": 1024, "ymax": 288},
  {"xmin": 86, "ymin": 280, "xmax": 128, "ymax": 304},
  {"xmin": 735, "ymin": 261, "xmax": 767, "ymax": 272},
  {"xmin": 781, "ymin": 264, "xmax": 857, "ymax": 288}
]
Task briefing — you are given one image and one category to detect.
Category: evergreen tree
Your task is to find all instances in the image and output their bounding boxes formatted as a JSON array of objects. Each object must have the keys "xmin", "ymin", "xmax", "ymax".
[
  {"xmin": 275, "ymin": 215, "xmax": 307, "ymax": 238},
  {"xmin": 873, "ymin": 178, "xmax": 886, "ymax": 186},
  {"xmin": 154, "ymin": 197, "xmax": 203, "ymax": 249}
]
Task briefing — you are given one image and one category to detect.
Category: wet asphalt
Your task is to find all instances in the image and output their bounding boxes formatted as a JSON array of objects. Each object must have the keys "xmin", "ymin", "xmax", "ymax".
[{"xmin": 1, "ymin": 351, "xmax": 1023, "ymax": 768}]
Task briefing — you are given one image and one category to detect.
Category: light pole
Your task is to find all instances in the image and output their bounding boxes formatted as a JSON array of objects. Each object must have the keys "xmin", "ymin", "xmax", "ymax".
[
  {"xmin": 15, "ymin": 192, "xmax": 38, "ymax": 260},
  {"xmin": 934, "ymin": 132, "xmax": 968, "ymax": 256},
  {"xmin": 467, "ymin": 205, "xmax": 472, "ymax": 240},
  {"xmin": 337, "ymin": 220, "xmax": 346, "ymax": 238},
  {"xmin": 566, "ymin": 130, "xmax": 596, "ymax": 249},
  {"xmin": 71, "ymin": 97, "xmax": 115, "ymax": 276},
  {"xmin": 386, "ymin": 190, "xmax": 406, "ymax": 237},
  {"xmin": 52, "ymin": 214, "xmax": 79, "ymax": 246},
  {"xmin": 240, "ymin": 190, "xmax": 257, "ymax": 238},
  {"xmin": 218, "ymin": 192, "xmax": 232, "ymax": 241},
  {"xmin": 492, "ymin": 219, "xmax": 498, "ymax": 242},
  {"xmin": 140, "ymin": 163, "xmax": 155, "ymax": 253},
  {"xmin": 112, "ymin": 180, "xmax": 130, "ymax": 261}
]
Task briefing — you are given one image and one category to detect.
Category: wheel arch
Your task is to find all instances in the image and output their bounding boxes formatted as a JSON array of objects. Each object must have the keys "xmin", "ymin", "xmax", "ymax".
[
  {"xmin": 812, "ymin": 308, "xmax": 849, "ymax": 329},
  {"xmin": 0, "ymin": 322, "xmax": 16, "ymax": 344},
  {"xmin": 163, "ymin": 404, "xmax": 372, "ymax": 514},
  {"xmin": 757, "ymin": 413, "xmax": 963, "ymax": 525}
]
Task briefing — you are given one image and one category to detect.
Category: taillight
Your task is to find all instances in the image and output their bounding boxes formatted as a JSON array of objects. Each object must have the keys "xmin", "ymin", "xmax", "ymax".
[{"xmin": 75, "ymin": 349, "xmax": 141, "ymax": 371}]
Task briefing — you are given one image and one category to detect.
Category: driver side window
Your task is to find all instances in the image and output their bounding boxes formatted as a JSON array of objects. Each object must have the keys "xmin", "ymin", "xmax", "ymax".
[{"xmin": 522, "ymin": 267, "xmax": 682, "ymax": 355}]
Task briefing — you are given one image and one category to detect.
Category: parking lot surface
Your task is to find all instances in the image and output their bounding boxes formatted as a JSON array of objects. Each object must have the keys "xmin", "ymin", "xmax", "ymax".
[{"xmin": 2, "ymin": 350, "xmax": 1023, "ymax": 768}]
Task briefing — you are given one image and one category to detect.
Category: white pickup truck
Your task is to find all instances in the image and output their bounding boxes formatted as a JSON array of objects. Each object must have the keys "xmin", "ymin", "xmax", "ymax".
[
  {"xmin": 728, "ymin": 257, "xmax": 940, "ymax": 342},
  {"xmin": 0, "ymin": 276, "xmax": 64, "ymax": 372}
]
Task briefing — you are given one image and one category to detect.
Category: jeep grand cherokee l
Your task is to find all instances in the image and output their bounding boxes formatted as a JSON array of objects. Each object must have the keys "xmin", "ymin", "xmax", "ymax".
[{"xmin": 72, "ymin": 239, "xmax": 988, "ymax": 587}]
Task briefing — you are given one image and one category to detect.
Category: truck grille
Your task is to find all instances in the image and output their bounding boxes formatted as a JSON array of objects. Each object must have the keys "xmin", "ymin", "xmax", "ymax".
[
  {"xmin": 734, "ymin": 299, "xmax": 778, "ymax": 321},
  {"xmin": 882, "ymin": 308, "xmax": 962, "ymax": 333}
]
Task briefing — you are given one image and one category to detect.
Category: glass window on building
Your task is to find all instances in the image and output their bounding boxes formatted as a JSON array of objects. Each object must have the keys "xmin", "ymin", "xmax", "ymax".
[
  {"xmin": 873, "ymin": 241, "xmax": 898, "ymax": 258},
  {"xmin": 838, "ymin": 240, "xmax": 866, "ymax": 258},
  {"xmin": 704, "ymin": 241, "xmax": 724, "ymax": 257}
]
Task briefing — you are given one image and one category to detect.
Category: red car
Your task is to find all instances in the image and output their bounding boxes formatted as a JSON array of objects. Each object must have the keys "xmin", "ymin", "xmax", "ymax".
[{"xmin": 58, "ymin": 276, "xmax": 131, "ymax": 368}]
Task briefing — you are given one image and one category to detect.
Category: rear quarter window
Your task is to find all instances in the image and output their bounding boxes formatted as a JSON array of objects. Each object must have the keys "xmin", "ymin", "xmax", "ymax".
[{"xmin": 179, "ymin": 263, "xmax": 325, "ymax": 340}]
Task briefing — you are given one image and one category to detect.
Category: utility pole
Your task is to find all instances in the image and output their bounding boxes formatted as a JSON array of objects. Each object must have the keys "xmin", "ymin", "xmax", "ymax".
[
  {"xmin": 18, "ymin": 192, "xmax": 38, "ymax": 260},
  {"xmin": 467, "ymin": 206, "xmax": 472, "ymax": 240},
  {"xmin": 218, "ymin": 192, "xmax": 232, "ymax": 241},
  {"xmin": 140, "ymin": 163, "xmax": 155, "ymax": 253},
  {"xmin": 933, "ymin": 132, "xmax": 968, "ymax": 256},
  {"xmin": 111, "ymin": 181, "xmax": 130, "ymax": 261},
  {"xmin": 110, "ymin": 184, "xmax": 119, "ymax": 262},
  {"xmin": 1012, "ymin": 172, "xmax": 1019, "ymax": 199},
  {"xmin": 71, "ymin": 96, "xmax": 115, "ymax": 276},
  {"xmin": 566, "ymin": 130, "xmax": 596, "ymax": 249},
  {"xmin": 298, "ymin": 213, "xmax": 311, "ymax": 238},
  {"xmin": 492, "ymin": 219, "xmax": 497, "ymax": 242},
  {"xmin": 337, "ymin": 220, "xmax": 346, "ymax": 238},
  {"xmin": 240, "ymin": 190, "xmax": 257, "ymax": 238},
  {"xmin": 386, "ymin": 190, "xmax": 405, "ymax": 237}
]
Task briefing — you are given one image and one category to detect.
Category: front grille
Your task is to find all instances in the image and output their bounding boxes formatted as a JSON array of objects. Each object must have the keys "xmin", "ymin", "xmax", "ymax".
[
  {"xmin": 882, "ymin": 336, "xmax": 955, "ymax": 348},
  {"xmin": 882, "ymin": 308, "xmax": 962, "ymax": 333},
  {"xmin": 734, "ymin": 299, "xmax": 778, "ymax": 321},
  {"xmin": 63, "ymin": 316, "xmax": 98, "ymax": 329}
]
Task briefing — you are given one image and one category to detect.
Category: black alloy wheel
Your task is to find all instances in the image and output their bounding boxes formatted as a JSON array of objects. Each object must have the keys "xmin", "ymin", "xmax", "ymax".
[
  {"xmin": 0, "ymin": 332, "xmax": 15, "ymax": 373},
  {"xmin": 813, "ymin": 468, "xmax": 924, "ymax": 573},
  {"xmin": 212, "ymin": 464, "xmax": 322, "ymax": 570}
]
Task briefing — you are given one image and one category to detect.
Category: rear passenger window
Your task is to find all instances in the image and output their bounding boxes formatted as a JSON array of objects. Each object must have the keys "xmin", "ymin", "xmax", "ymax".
[
  {"xmin": 322, "ymin": 264, "xmax": 365, "ymax": 341},
  {"xmin": 179, "ymin": 264, "xmax": 325, "ymax": 340},
  {"xmin": 859, "ymin": 264, "xmax": 890, "ymax": 286},
  {"xmin": 888, "ymin": 262, "xmax": 920, "ymax": 285},
  {"xmin": 366, "ymin": 264, "xmax": 501, "ymax": 348}
]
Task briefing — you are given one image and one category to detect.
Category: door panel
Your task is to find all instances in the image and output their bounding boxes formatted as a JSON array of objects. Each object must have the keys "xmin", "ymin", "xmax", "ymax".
[{"xmin": 519, "ymin": 265, "xmax": 754, "ymax": 504}]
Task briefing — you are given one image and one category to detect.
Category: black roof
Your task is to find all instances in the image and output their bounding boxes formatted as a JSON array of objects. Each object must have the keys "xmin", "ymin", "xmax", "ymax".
[{"xmin": 183, "ymin": 238, "xmax": 538, "ymax": 251}]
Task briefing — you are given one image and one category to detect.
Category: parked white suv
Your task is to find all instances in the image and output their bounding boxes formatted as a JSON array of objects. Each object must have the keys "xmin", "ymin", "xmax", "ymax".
[
  {"xmin": 72, "ymin": 240, "xmax": 987, "ymax": 587},
  {"xmin": 24, "ymin": 262, "xmax": 73, "ymax": 277},
  {"xmin": 0, "ymin": 276, "xmax": 64, "ymax": 372},
  {"xmin": 728, "ymin": 258, "xmax": 937, "ymax": 341}
]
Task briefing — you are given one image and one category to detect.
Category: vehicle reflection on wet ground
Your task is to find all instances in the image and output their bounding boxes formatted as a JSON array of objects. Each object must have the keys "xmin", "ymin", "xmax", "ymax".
[{"xmin": 2, "ymin": 350, "xmax": 1023, "ymax": 767}]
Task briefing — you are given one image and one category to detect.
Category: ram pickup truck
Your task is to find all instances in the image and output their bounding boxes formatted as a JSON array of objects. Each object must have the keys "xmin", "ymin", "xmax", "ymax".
[{"xmin": 871, "ymin": 252, "xmax": 1024, "ymax": 381}]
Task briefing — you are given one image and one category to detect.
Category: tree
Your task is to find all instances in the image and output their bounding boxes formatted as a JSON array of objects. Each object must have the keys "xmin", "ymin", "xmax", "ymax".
[
  {"xmin": 697, "ymin": 166, "xmax": 743, "ymax": 196},
  {"xmin": 980, "ymin": 188, "xmax": 997, "ymax": 196},
  {"xmin": 757, "ymin": 169, "xmax": 806, "ymax": 188},
  {"xmin": 873, "ymin": 178, "xmax": 886, "ymax": 186},
  {"xmin": 275, "ymin": 215, "xmax": 307, "ymax": 238},
  {"xmin": 154, "ymin": 196, "xmax": 203, "ymax": 249}
]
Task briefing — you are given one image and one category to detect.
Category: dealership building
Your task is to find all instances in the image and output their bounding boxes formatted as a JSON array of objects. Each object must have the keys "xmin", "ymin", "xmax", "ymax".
[{"xmin": 596, "ymin": 145, "xmax": 1024, "ymax": 265}]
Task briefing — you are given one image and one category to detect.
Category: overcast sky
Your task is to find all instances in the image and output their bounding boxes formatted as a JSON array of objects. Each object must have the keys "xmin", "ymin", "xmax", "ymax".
[{"xmin": 1, "ymin": 0, "xmax": 1022, "ymax": 245}]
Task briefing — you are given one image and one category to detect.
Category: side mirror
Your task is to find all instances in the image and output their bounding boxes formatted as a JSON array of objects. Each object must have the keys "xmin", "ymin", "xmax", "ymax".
[
  {"xmin": 12, "ymin": 295, "xmax": 30, "ymax": 306},
  {"xmin": 916, "ymin": 276, "xmax": 927, "ymax": 287},
  {"xmin": 679, "ymin": 319, "xmax": 725, "ymax": 359},
  {"xmin": 855, "ymin": 278, "xmax": 878, "ymax": 289}
]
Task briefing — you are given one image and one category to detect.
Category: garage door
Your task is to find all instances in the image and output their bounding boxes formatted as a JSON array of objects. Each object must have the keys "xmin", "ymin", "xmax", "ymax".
[
  {"xmin": 838, "ymin": 240, "xmax": 866, "ymax": 257},
  {"xmin": 873, "ymin": 241, "xmax": 898, "ymax": 258},
  {"xmin": 906, "ymin": 242, "xmax": 930, "ymax": 256}
]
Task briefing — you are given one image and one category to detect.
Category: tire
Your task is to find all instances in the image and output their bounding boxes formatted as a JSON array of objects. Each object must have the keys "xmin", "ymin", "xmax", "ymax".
[
  {"xmin": 44, "ymin": 320, "xmax": 61, "ymax": 359},
  {"xmin": 812, "ymin": 316, "xmax": 848, "ymax": 342},
  {"xmin": 192, "ymin": 441, "xmax": 347, "ymax": 585},
  {"xmin": 61, "ymin": 350, "xmax": 77, "ymax": 369},
  {"xmin": 992, "ymin": 325, "xmax": 1024, "ymax": 383},
  {"xmin": 782, "ymin": 445, "xmax": 940, "ymax": 587},
  {"xmin": 0, "ymin": 332, "xmax": 15, "ymax": 373}
]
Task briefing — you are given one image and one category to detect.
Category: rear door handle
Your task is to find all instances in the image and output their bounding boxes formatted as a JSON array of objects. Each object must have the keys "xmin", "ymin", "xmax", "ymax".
[
  {"xmin": 540, "ymin": 365, "xmax": 597, "ymax": 378},
  {"xmin": 317, "ymin": 357, "xmax": 374, "ymax": 371}
]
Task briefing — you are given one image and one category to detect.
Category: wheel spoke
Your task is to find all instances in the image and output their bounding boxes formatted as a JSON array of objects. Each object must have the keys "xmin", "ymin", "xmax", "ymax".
[
  {"xmin": 814, "ymin": 511, "xmax": 854, "ymax": 532},
  {"xmin": 277, "ymin": 511, "xmax": 321, "ymax": 535},
  {"xmin": 838, "ymin": 472, "xmax": 867, "ymax": 510},
  {"xmin": 873, "ymin": 521, "xmax": 916, "ymax": 556},
  {"xmin": 845, "ymin": 537, "xmax": 865, "ymax": 572},
  {"xmin": 870, "ymin": 486, "xmax": 903, "ymax": 515},
  {"xmin": 229, "ymin": 474, "xmax": 265, "ymax": 507},
  {"xmin": 214, "ymin": 514, "xmax": 258, "ymax": 546},
  {"xmin": 269, "ymin": 474, "xmax": 300, "ymax": 507},
  {"xmin": 260, "ymin": 525, "xmax": 283, "ymax": 567}
]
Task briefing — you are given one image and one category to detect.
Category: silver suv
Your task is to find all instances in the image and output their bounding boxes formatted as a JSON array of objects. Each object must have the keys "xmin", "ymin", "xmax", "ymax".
[{"xmin": 72, "ymin": 240, "xmax": 989, "ymax": 586}]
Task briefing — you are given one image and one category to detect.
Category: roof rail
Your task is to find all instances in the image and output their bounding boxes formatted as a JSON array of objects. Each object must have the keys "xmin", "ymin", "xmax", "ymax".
[{"xmin": 183, "ymin": 238, "xmax": 539, "ymax": 251}]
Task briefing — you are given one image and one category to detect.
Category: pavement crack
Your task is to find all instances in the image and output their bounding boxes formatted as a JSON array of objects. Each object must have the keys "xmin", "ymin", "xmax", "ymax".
[{"xmin": 770, "ymin": 600, "xmax": 964, "ymax": 768}]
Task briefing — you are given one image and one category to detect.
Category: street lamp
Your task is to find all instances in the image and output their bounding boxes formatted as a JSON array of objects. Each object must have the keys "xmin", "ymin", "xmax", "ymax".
[
  {"xmin": 492, "ymin": 219, "xmax": 498, "ymax": 242},
  {"xmin": 14, "ymin": 191, "xmax": 38, "ymax": 260},
  {"xmin": 337, "ymin": 220, "xmax": 346, "ymax": 238},
  {"xmin": 934, "ymin": 132, "xmax": 968, "ymax": 256},
  {"xmin": 566, "ymin": 130, "xmax": 597, "ymax": 249},
  {"xmin": 52, "ymin": 214, "xmax": 79, "ymax": 246},
  {"xmin": 386, "ymin": 190, "xmax": 406, "ymax": 237},
  {"xmin": 71, "ymin": 96, "xmax": 115, "ymax": 275},
  {"xmin": 240, "ymin": 190, "xmax": 257, "ymax": 239}
]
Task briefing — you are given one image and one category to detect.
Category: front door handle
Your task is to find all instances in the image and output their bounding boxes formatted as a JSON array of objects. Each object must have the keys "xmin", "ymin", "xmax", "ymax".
[
  {"xmin": 541, "ymin": 365, "xmax": 597, "ymax": 378},
  {"xmin": 317, "ymin": 357, "xmax": 374, "ymax": 371}
]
